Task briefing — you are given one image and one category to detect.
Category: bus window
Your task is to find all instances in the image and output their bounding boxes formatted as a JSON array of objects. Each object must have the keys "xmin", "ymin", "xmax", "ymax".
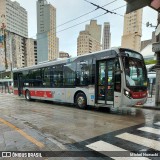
[
  {"xmin": 51, "ymin": 65, "xmax": 63, "ymax": 87},
  {"xmin": 64, "ymin": 63, "xmax": 76, "ymax": 86},
  {"xmin": 114, "ymin": 59, "xmax": 121, "ymax": 92},
  {"xmin": 77, "ymin": 60, "xmax": 90, "ymax": 85},
  {"xmin": 43, "ymin": 67, "xmax": 51, "ymax": 87},
  {"xmin": 91, "ymin": 62, "xmax": 95, "ymax": 84},
  {"xmin": 13, "ymin": 72, "xmax": 18, "ymax": 88},
  {"xmin": 123, "ymin": 57, "xmax": 147, "ymax": 87},
  {"xmin": 23, "ymin": 69, "xmax": 42, "ymax": 87}
]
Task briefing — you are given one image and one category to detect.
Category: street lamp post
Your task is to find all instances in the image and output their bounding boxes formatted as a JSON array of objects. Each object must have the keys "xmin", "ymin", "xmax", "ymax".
[{"xmin": 4, "ymin": 28, "xmax": 7, "ymax": 70}]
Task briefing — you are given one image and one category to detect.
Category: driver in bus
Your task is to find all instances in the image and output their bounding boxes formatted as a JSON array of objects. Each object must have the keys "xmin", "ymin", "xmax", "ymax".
[
  {"xmin": 125, "ymin": 68, "xmax": 135, "ymax": 86},
  {"xmin": 136, "ymin": 68, "xmax": 143, "ymax": 85}
]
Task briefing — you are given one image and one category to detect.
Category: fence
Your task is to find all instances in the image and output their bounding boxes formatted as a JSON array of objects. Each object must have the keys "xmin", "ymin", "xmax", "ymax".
[
  {"xmin": 0, "ymin": 80, "xmax": 13, "ymax": 94},
  {"xmin": 148, "ymin": 82, "xmax": 156, "ymax": 98}
]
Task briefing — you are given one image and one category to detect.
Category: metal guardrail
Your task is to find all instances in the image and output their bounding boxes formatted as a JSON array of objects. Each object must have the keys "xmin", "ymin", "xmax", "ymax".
[
  {"xmin": 148, "ymin": 82, "xmax": 156, "ymax": 98},
  {"xmin": 0, "ymin": 83, "xmax": 13, "ymax": 94}
]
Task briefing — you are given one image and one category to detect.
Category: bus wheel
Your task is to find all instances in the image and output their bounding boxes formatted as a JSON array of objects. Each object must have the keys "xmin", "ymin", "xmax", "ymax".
[
  {"xmin": 75, "ymin": 93, "xmax": 87, "ymax": 109},
  {"xmin": 25, "ymin": 90, "xmax": 31, "ymax": 101}
]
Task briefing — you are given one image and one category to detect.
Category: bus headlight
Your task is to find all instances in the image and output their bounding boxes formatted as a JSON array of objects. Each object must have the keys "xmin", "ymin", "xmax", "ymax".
[{"xmin": 124, "ymin": 89, "xmax": 131, "ymax": 99}]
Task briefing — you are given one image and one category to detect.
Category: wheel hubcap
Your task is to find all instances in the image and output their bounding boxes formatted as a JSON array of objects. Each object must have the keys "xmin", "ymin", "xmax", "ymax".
[
  {"xmin": 77, "ymin": 96, "xmax": 85, "ymax": 107},
  {"xmin": 26, "ymin": 92, "xmax": 29, "ymax": 99}
]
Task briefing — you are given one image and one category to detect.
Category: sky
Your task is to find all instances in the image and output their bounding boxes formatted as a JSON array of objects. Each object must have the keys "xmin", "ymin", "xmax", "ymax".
[{"xmin": 14, "ymin": 0, "xmax": 158, "ymax": 57}]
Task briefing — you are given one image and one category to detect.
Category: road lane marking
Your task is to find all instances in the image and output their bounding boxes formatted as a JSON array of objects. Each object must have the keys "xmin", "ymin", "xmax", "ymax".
[
  {"xmin": 0, "ymin": 118, "xmax": 44, "ymax": 148},
  {"xmin": 86, "ymin": 140, "xmax": 150, "ymax": 160},
  {"xmin": 138, "ymin": 127, "xmax": 160, "ymax": 135},
  {"xmin": 116, "ymin": 133, "xmax": 160, "ymax": 151},
  {"xmin": 154, "ymin": 122, "xmax": 160, "ymax": 126}
]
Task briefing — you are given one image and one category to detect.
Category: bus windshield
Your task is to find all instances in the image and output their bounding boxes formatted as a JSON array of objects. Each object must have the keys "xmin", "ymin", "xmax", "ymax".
[{"xmin": 123, "ymin": 57, "xmax": 147, "ymax": 87}]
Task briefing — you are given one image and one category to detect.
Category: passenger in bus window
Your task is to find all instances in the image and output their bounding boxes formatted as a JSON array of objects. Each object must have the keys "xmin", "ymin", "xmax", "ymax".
[{"xmin": 100, "ymin": 86, "xmax": 105, "ymax": 96}]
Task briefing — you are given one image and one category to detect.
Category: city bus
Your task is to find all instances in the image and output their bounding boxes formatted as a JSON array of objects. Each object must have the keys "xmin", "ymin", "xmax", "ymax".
[{"xmin": 13, "ymin": 48, "xmax": 148, "ymax": 109}]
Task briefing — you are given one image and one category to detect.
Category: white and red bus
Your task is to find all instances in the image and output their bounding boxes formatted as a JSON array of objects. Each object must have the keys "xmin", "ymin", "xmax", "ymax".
[{"xmin": 13, "ymin": 48, "xmax": 148, "ymax": 109}]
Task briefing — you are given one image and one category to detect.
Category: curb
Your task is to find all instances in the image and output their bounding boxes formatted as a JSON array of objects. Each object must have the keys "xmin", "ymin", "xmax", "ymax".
[{"xmin": 142, "ymin": 106, "xmax": 160, "ymax": 110}]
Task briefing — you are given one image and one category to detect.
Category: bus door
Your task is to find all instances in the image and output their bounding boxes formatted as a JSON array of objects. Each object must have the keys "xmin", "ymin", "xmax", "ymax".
[
  {"xmin": 96, "ymin": 59, "xmax": 114, "ymax": 105},
  {"xmin": 17, "ymin": 73, "xmax": 23, "ymax": 96}
]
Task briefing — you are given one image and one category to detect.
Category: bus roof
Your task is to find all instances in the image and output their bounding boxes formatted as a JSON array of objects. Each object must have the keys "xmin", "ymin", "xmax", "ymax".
[{"xmin": 13, "ymin": 47, "xmax": 140, "ymax": 72}]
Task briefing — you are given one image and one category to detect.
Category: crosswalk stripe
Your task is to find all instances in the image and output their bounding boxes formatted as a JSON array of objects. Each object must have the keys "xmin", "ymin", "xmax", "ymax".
[
  {"xmin": 116, "ymin": 133, "xmax": 160, "ymax": 151},
  {"xmin": 86, "ymin": 140, "xmax": 150, "ymax": 160},
  {"xmin": 154, "ymin": 122, "xmax": 160, "ymax": 126},
  {"xmin": 138, "ymin": 127, "xmax": 160, "ymax": 135}
]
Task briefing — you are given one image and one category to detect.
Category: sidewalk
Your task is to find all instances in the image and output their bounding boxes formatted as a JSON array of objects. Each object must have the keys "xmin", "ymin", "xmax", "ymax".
[
  {"xmin": 0, "ymin": 92, "xmax": 160, "ymax": 110},
  {"xmin": 142, "ymin": 96, "xmax": 160, "ymax": 110}
]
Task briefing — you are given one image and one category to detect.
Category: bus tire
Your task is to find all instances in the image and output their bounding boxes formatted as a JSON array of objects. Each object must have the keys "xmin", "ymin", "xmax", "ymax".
[
  {"xmin": 25, "ymin": 90, "xmax": 31, "ymax": 101},
  {"xmin": 75, "ymin": 92, "xmax": 87, "ymax": 109}
]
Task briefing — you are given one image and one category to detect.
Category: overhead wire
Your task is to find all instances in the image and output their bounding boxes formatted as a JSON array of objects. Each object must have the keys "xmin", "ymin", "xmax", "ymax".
[
  {"xmin": 35, "ymin": 5, "xmax": 126, "ymax": 40},
  {"xmin": 57, "ymin": 4, "xmax": 126, "ymax": 34},
  {"xmin": 31, "ymin": 0, "xmax": 121, "ymax": 39},
  {"xmin": 57, "ymin": 0, "xmax": 118, "ymax": 28}
]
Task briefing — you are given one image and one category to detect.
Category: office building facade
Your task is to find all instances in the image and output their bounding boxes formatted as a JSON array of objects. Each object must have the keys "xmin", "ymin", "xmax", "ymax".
[
  {"xmin": 26, "ymin": 38, "xmax": 37, "ymax": 67},
  {"xmin": 0, "ymin": 0, "xmax": 28, "ymax": 70},
  {"xmin": 37, "ymin": 0, "xmax": 59, "ymax": 63},
  {"xmin": 121, "ymin": 9, "xmax": 143, "ymax": 52},
  {"xmin": 0, "ymin": 0, "xmax": 28, "ymax": 38},
  {"xmin": 77, "ymin": 20, "xmax": 101, "ymax": 56},
  {"xmin": 102, "ymin": 22, "xmax": 111, "ymax": 50}
]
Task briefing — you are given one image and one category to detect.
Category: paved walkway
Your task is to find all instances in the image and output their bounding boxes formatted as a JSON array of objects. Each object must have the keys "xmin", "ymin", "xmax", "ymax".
[
  {"xmin": 1, "ymin": 92, "xmax": 160, "ymax": 110},
  {"xmin": 142, "ymin": 96, "xmax": 160, "ymax": 110}
]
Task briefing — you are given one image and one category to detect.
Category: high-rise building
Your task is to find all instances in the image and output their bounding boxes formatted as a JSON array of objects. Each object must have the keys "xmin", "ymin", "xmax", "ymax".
[
  {"xmin": 8, "ymin": 33, "xmax": 27, "ymax": 69},
  {"xmin": 0, "ymin": 0, "xmax": 28, "ymax": 70},
  {"xmin": 85, "ymin": 20, "xmax": 101, "ymax": 42},
  {"xmin": 121, "ymin": 9, "xmax": 143, "ymax": 52},
  {"xmin": 102, "ymin": 22, "xmax": 111, "ymax": 50},
  {"xmin": 26, "ymin": 38, "xmax": 37, "ymax": 67},
  {"xmin": 77, "ymin": 20, "xmax": 101, "ymax": 56},
  {"xmin": 77, "ymin": 31, "xmax": 101, "ymax": 55},
  {"xmin": 0, "ymin": 0, "xmax": 28, "ymax": 38},
  {"xmin": 37, "ymin": 0, "xmax": 59, "ymax": 63}
]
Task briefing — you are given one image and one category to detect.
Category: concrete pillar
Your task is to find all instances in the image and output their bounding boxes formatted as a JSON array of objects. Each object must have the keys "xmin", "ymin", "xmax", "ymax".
[
  {"xmin": 153, "ymin": 13, "xmax": 160, "ymax": 104},
  {"xmin": 155, "ymin": 68, "xmax": 160, "ymax": 103}
]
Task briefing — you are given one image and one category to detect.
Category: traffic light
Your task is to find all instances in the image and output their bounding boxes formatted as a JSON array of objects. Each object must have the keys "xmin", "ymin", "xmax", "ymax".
[{"xmin": 125, "ymin": 0, "xmax": 160, "ymax": 14}]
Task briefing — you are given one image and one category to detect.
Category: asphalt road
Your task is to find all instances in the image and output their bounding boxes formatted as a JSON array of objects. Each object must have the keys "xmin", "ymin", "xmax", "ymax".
[{"xmin": 0, "ymin": 94, "xmax": 160, "ymax": 160}]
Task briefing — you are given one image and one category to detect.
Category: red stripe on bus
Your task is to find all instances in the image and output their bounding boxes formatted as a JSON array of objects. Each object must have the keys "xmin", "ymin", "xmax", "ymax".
[
  {"xmin": 130, "ymin": 91, "xmax": 147, "ymax": 99},
  {"xmin": 14, "ymin": 90, "xmax": 18, "ymax": 95},
  {"xmin": 29, "ymin": 90, "xmax": 53, "ymax": 98},
  {"xmin": 14, "ymin": 89, "xmax": 53, "ymax": 98}
]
